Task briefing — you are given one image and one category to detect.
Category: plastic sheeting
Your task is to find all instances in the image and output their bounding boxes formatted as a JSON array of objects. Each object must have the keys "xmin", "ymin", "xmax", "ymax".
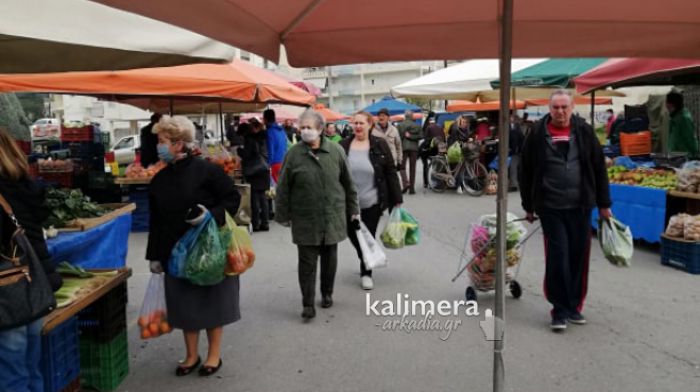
[
  {"xmin": 591, "ymin": 184, "xmax": 665, "ymax": 244},
  {"xmin": 47, "ymin": 215, "xmax": 132, "ymax": 269}
]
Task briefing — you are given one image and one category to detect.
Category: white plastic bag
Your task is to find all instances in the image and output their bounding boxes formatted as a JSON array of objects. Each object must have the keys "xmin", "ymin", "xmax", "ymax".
[
  {"xmin": 138, "ymin": 274, "xmax": 171, "ymax": 339},
  {"xmin": 358, "ymin": 222, "xmax": 387, "ymax": 270}
]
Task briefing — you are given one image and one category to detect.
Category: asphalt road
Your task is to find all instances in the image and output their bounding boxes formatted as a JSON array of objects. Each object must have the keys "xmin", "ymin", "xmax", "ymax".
[{"xmin": 117, "ymin": 167, "xmax": 700, "ymax": 392}]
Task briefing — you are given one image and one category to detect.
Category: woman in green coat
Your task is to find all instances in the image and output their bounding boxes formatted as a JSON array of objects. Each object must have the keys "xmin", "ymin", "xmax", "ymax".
[
  {"xmin": 667, "ymin": 91, "xmax": 699, "ymax": 158},
  {"xmin": 275, "ymin": 109, "xmax": 359, "ymax": 320}
]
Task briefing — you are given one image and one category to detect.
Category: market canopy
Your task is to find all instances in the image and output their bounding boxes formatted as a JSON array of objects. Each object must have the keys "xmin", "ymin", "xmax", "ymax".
[
  {"xmin": 0, "ymin": 60, "xmax": 316, "ymax": 112},
  {"xmin": 524, "ymin": 96, "xmax": 613, "ymax": 107},
  {"xmin": 0, "ymin": 0, "xmax": 236, "ymax": 73},
  {"xmin": 314, "ymin": 104, "xmax": 347, "ymax": 122},
  {"xmin": 447, "ymin": 100, "xmax": 526, "ymax": 112},
  {"xmin": 574, "ymin": 58, "xmax": 700, "ymax": 94},
  {"xmin": 93, "ymin": 0, "xmax": 700, "ymax": 66},
  {"xmin": 361, "ymin": 96, "xmax": 422, "ymax": 116},
  {"xmin": 391, "ymin": 59, "xmax": 545, "ymax": 100},
  {"xmin": 491, "ymin": 58, "xmax": 608, "ymax": 88}
]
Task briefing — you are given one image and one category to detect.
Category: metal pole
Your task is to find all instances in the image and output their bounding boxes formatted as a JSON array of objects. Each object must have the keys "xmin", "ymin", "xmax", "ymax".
[
  {"xmin": 590, "ymin": 90, "xmax": 596, "ymax": 127},
  {"xmin": 444, "ymin": 60, "xmax": 449, "ymax": 110},
  {"xmin": 495, "ymin": 0, "xmax": 514, "ymax": 391},
  {"xmin": 169, "ymin": 98, "xmax": 174, "ymax": 115},
  {"xmin": 219, "ymin": 102, "xmax": 225, "ymax": 144}
]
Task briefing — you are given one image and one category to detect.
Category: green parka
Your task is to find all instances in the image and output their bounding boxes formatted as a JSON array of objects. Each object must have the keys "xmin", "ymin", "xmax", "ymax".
[
  {"xmin": 275, "ymin": 138, "xmax": 359, "ymax": 246},
  {"xmin": 669, "ymin": 108, "xmax": 699, "ymax": 158}
]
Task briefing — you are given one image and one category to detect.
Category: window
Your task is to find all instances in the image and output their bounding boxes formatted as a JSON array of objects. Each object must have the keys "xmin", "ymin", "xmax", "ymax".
[
  {"xmin": 114, "ymin": 137, "xmax": 134, "ymax": 150},
  {"xmin": 371, "ymin": 79, "xmax": 375, "ymax": 85},
  {"xmin": 240, "ymin": 50, "xmax": 251, "ymax": 61}
]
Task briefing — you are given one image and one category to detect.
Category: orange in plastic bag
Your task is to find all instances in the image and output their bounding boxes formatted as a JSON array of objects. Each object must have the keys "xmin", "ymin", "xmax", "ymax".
[
  {"xmin": 222, "ymin": 212, "xmax": 255, "ymax": 275},
  {"xmin": 138, "ymin": 274, "xmax": 172, "ymax": 339}
]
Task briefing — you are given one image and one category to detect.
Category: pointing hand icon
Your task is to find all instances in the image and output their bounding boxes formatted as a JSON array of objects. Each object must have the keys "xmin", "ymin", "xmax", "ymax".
[{"xmin": 479, "ymin": 309, "xmax": 504, "ymax": 341}]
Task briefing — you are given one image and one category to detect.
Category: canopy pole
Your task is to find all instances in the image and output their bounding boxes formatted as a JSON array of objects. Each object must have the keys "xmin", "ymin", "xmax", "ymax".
[
  {"xmin": 590, "ymin": 90, "xmax": 596, "ymax": 127},
  {"xmin": 495, "ymin": 0, "xmax": 514, "ymax": 391},
  {"xmin": 219, "ymin": 102, "xmax": 225, "ymax": 144},
  {"xmin": 169, "ymin": 98, "xmax": 174, "ymax": 115}
]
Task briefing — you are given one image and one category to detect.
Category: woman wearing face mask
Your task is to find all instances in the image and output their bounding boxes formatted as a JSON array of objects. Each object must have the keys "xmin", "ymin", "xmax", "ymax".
[
  {"xmin": 275, "ymin": 109, "xmax": 359, "ymax": 320},
  {"xmin": 340, "ymin": 112, "xmax": 403, "ymax": 290},
  {"xmin": 147, "ymin": 116, "xmax": 241, "ymax": 377}
]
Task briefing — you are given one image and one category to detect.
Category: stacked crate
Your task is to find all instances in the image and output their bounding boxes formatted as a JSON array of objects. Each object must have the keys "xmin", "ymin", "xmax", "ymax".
[
  {"xmin": 127, "ymin": 185, "xmax": 150, "ymax": 232},
  {"xmin": 77, "ymin": 283, "xmax": 130, "ymax": 391},
  {"xmin": 40, "ymin": 317, "xmax": 81, "ymax": 392}
]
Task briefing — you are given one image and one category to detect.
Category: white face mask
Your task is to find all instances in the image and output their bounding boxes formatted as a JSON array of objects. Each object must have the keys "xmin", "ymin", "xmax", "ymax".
[{"xmin": 300, "ymin": 128, "xmax": 321, "ymax": 143}]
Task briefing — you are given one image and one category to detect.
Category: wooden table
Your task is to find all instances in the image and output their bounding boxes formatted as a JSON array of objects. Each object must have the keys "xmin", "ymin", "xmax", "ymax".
[
  {"xmin": 114, "ymin": 177, "xmax": 152, "ymax": 185},
  {"xmin": 42, "ymin": 268, "xmax": 132, "ymax": 334}
]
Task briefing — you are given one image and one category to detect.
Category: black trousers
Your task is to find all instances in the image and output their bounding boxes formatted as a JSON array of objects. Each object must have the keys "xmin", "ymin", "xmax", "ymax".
[
  {"xmin": 400, "ymin": 151, "xmax": 418, "ymax": 191},
  {"xmin": 250, "ymin": 189, "xmax": 269, "ymax": 228},
  {"xmin": 538, "ymin": 207, "xmax": 592, "ymax": 320},
  {"xmin": 347, "ymin": 204, "xmax": 383, "ymax": 277},
  {"xmin": 297, "ymin": 243, "xmax": 338, "ymax": 307}
]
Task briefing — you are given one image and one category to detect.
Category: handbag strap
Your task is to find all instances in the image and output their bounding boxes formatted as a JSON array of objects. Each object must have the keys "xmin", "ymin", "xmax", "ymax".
[{"xmin": 0, "ymin": 192, "xmax": 21, "ymax": 229}]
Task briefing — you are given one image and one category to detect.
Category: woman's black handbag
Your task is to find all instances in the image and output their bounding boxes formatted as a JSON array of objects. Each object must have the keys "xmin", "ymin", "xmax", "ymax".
[
  {"xmin": 0, "ymin": 192, "xmax": 55, "ymax": 331},
  {"xmin": 243, "ymin": 156, "xmax": 269, "ymax": 177}
]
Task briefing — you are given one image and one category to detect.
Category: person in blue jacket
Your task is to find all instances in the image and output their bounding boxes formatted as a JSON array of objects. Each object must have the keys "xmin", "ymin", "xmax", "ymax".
[{"xmin": 264, "ymin": 109, "xmax": 288, "ymax": 184}]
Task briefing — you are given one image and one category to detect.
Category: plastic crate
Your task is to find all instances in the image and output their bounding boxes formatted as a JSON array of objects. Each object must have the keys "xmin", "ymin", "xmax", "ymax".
[
  {"xmin": 15, "ymin": 140, "xmax": 32, "ymax": 155},
  {"xmin": 67, "ymin": 142, "xmax": 105, "ymax": 159},
  {"xmin": 660, "ymin": 235, "xmax": 700, "ymax": 274},
  {"xmin": 41, "ymin": 317, "xmax": 80, "ymax": 392},
  {"xmin": 620, "ymin": 131, "xmax": 652, "ymax": 156},
  {"xmin": 80, "ymin": 331, "xmax": 129, "ymax": 392},
  {"xmin": 39, "ymin": 171, "xmax": 74, "ymax": 188},
  {"xmin": 59, "ymin": 377, "xmax": 80, "ymax": 392},
  {"xmin": 61, "ymin": 126, "xmax": 94, "ymax": 142},
  {"xmin": 78, "ymin": 283, "xmax": 128, "ymax": 342}
]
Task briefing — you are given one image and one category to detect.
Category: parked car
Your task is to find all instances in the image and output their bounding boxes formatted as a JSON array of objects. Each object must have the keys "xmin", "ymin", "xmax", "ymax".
[
  {"xmin": 112, "ymin": 132, "xmax": 220, "ymax": 165},
  {"xmin": 30, "ymin": 118, "xmax": 60, "ymax": 140}
]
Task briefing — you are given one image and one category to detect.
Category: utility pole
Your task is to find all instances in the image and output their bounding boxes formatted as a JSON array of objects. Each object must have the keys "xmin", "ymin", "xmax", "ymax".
[{"xmin": 326, "ymin": 66, "xmax": 334, "ymax": 108}]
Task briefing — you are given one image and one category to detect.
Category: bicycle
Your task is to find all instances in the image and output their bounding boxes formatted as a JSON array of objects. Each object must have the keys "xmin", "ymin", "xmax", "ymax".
[{"xmin": 428, "ymin": 139, "xmax": 488, "ymax": 196}]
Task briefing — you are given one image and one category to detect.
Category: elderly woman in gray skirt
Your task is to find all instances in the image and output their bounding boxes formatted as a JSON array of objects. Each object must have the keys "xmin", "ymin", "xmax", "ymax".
[{"xmin": 146, "ymin": 115, "xmax": 241, "ymax": 377}]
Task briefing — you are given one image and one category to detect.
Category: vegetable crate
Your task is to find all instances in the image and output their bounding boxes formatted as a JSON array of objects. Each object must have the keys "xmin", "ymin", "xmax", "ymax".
[
  {"xmin": 79, "ymin": 331, "xmax": 129, "ymax": 392},
  {"xmin": 41, "ymin": 317, "xmax": 80, "ymax": 392},
  {"xmin": 67, "ymin": 142, "xmax": 105, "ymax": 159},
  {"xmin": 78, "ymin": 283, "xmax": 128, "ymax": 342},
  {"xmin": 61, "ymin": 125, "xmax": 94, "ymax": 142},
  {"xmin": 127, "ymin": 186, "xmax": 150, "ymax": 232},
  {"xmin": 620, "ymin": 131, "xmax": 652, "ymax": 156},
  {"xmin": 660, "ymin": 234, "xmax": 700, "ymax": 274}
]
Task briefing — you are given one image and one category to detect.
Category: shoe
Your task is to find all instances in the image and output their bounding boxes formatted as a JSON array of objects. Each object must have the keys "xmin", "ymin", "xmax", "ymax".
[
  {"xmin": 361, "ymin": 276, "xmax": 374, "ymax": 290},
  {"xmin": 259, "ymin": 223, "xmax": 270, "ymax": 232},
  {"xmin": 301, "ymin": 306, "xmax": 316, "ymax": 319},
  {"xmin": 175, "ymin": 356, "xmax": 201, "ymax": 377},
  {"xmin": 409, "ymin": 188, "xmax": 416, "ymax": 195},
  {"xmin": 568, "ymin": 313, "xmax": 587, "ymax": 325},
  {"xmin": 402, "ymin": 187, "xmax": 409, "ymax": 194},
  {"xmin": 550, "ymin": 318, "xmax": 567, "ymax": 331},
  {"xmin": 198, "ymin": 359, "xmax": 222, "ymax": 377},
  {"xmin": 423, "ymin": 183, "xmax": 428, "ymax": 189},
  {"xmin": 456, "ymin": 187, "xmax": 464, "ymax": 195},
  {"xmin": 321, "ymin": 294, "xmax": 333, "ymax": 308},
  {"xmin": 252, "ymin": 225, "xmax": 261, "ymax": 232}
]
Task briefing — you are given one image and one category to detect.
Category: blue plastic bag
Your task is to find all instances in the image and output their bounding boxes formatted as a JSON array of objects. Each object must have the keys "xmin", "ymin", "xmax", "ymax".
[
  {"xmin": 488, "ymin": 155, "xmax": 511, "ymax": 171},
  {"xmin": 167, "ymin": 211, "xmax": 211, "ymax": 279}
]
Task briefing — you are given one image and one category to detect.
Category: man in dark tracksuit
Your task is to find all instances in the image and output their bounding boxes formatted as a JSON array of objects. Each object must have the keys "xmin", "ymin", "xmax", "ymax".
[{"xmin": 519, "ymin": 90, "xmax": 612, "ymax": 331}]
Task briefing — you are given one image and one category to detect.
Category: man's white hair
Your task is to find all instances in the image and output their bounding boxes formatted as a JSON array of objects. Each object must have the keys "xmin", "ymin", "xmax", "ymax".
[
  {"xmin": 549, "ymin": 89, "xmax": 573, "ymax": 104},
  {"xmin": 298, "ymin": 109, "xmax": 325, "ymax": 131}
]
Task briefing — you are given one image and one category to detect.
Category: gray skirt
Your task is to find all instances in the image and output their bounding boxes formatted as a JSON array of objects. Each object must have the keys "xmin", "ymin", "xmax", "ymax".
[{"xmin": 164, "ymin": 274, "xmax": 241, "ymax": 331}]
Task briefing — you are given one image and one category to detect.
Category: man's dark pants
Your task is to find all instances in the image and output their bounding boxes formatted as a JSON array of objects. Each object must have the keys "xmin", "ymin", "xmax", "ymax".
[
  {"xmin": 538, "ymin": 207, "xmax": 592, "ymax": 320},
  {"xmin": 400, "ymin": 151, "xmax": 418, "ymax": 191},
  {"xmin": 297, "ymin": 243, "xmax": 338, "ymax": 307}
]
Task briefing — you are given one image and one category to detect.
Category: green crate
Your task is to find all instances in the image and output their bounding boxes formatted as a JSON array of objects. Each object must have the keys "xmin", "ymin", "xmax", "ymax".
[{"xmin": 79, "ymin": 331, "xmax": 129, "ymax": 391}]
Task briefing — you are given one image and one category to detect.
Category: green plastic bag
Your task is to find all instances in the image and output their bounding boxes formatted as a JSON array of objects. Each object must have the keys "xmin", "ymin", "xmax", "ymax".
[
  {"xmin": 598, "ymin": 217, "xmax": 633, "ymax": 267},
  {"xmin": 381, "ymin": 208, "xmax": 407, "ymax": 249},
  {"xmin": 185, "ymin": 213, "xmax": 227, "ymax": 286},
  {"xmin": 400, "ymin": 208, "xmax": 420, "ymax": 245},
  {"xmin": 447, "ymin": 142, "xmax": 463, "ymax": 164}
]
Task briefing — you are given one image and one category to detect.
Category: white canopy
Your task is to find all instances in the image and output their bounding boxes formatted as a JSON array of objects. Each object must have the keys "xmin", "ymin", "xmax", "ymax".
[
  {"xmin": 391, "ymin": 59, "xmax": 546, "ymax": 100},
  {"xmin": 0, "ymin": 0, "xmax": 237, "ymax": 73}
]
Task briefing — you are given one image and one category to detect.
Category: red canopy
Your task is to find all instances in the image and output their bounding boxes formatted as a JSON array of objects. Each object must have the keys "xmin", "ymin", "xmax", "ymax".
[
  {"xmin": 524, "ymin": 96, "xmax": 613, "ymax": 107},
  {"xmin": 314, "ymin": 104, "xmax": 347, "ymax": 122},
  {"xmin": 574, "ymin": 58, "xmax": 700, "ymax": 94}
]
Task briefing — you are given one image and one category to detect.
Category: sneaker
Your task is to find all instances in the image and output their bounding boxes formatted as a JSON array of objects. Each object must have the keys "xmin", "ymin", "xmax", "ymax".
[
  {"xmin": 361, "ymin": 276, "xmax": 374, "ymax": 290},
  {"xmin": 550, "ymin": 318, "xmax": 567, "ymax": 331},
  {"xmin": 568, "ymin": 313, "xmax": 587, "ymax": 325},
  {"xmin": 301, "ymin": 306, "xmax": 316, "ymax": 319},
  {"xmin": 321, "ymin": 294, "xmax": 333, "ymax": 309},
  {"xmin": 456, "ymin": 187, "xmax": 464, "ymax": 195}
]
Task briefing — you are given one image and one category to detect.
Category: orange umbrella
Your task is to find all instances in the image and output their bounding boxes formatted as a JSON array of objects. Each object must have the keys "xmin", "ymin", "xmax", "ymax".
[
  {"xmin": 447, "ymin": 99, "xmax": 526, "ymax": 112},
  {"xmin": 524, "ymin": 96, "xmax": 612, "ymax": 107},
  {"xmin": 313, "ymin": 104, "xmax": 347, "ymax": 122},
  {"xmin": 0, "ymin": 60, "xmax": 315, "ymax": 108}
]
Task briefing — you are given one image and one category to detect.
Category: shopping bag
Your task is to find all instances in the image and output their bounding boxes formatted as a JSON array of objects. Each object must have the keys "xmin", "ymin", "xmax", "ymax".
[
  {"xmin": 598, "ymin": 217, "xmax": 633, "ymax": 267},
  {"xmin": 222, "ymin": 212, "xmax": 256, "ymax": 276},
  {"xmin": 168, "ymin": 215, "xmax": 211, "ymax": 279},
  {"xmin": 234, "ymin": 184, "xmax": 252, "ymax": 226},
  {"xmin": 357, "ymin": 221, "xmax": 387, "ymax": 270},
  {"xmin": 184, "ymin": 213, "xmax": 227, "ymax": 286},
  {"xmin": 400, "ymin": 208, "xmax": 420, "ymax": 245},
  {"xmin": 381, "ymin": 208, "xmax": 407, "ymax": 249},
  {"xmin": 447, "ymin": 142, "xmax": 463, "ymax": 164},
  {"xmin": 138, "ymin": 274, "xmax": 172, "ymax": 339}
]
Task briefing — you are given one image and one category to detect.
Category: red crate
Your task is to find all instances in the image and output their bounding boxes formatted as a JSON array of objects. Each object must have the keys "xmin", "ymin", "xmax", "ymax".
[
  {"xmin": 40, "ymin": 171, "xmax": 74, "ymax": 188},
  {"xmin": 620, "ymin": 131, "xmax": 652, "ymax": 156},
  {"xmin": 61, "ymin": 126, "xmax": 94, "ymax": 142},
  {"xmin": 15, "ymin": 140, "xmax": 32, "ymax": 154}
]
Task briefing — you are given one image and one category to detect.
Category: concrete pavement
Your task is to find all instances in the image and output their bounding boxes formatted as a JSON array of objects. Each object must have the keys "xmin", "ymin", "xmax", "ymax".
[{"xmin": 117, "ymin": 172, "xmax": 700, "ymax": 392}]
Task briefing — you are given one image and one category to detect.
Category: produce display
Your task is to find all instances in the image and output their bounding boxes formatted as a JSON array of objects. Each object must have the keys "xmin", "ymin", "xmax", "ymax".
[
  {"xmin": 676, "ymin": 162, "xmax": 700, "ymax": 193},
  {"xmin": 684, "ymin": 215, "xmax": 700, "ymax": 241},
  {"xmin": 665, "ymin": 214, "xmax": 689, "ymax": 238},
  {"xmin": 43, "ymin": 189, "xmax": 105, "ymax": 228},
  {"xmin": 607, "ymin": 166, "xmax": 677, "ymax": 190},
  {"xmin": 124, "ymin": 160, "xmax": 167, "ymax": 179},
  {"xmin": 37, "ymin": 158, "xmax": 74, "ymax": 172},
  {"xmin": 206, "ymin": 155, "xmax": 239, "ymax": 175},
  {"xmin": 53, "ymin": 262, "xmax": 119, "ymax": 308}
]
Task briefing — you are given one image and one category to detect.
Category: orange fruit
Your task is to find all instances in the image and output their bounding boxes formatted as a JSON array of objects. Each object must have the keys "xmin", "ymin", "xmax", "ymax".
[
  {"xmin": 141, "ymin": 329, "xmax": 151, "ymax": 339},
  {"xmin": 137, "ymin": 316, "xmax": 149, "ymax": 328},
  {"xmin": 149, "ymin": 323, "xmax": 160, "ymax": 335},
  {"xmin": 160, "ymin": 322, "xmax": 171, "ymax": 334}
]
